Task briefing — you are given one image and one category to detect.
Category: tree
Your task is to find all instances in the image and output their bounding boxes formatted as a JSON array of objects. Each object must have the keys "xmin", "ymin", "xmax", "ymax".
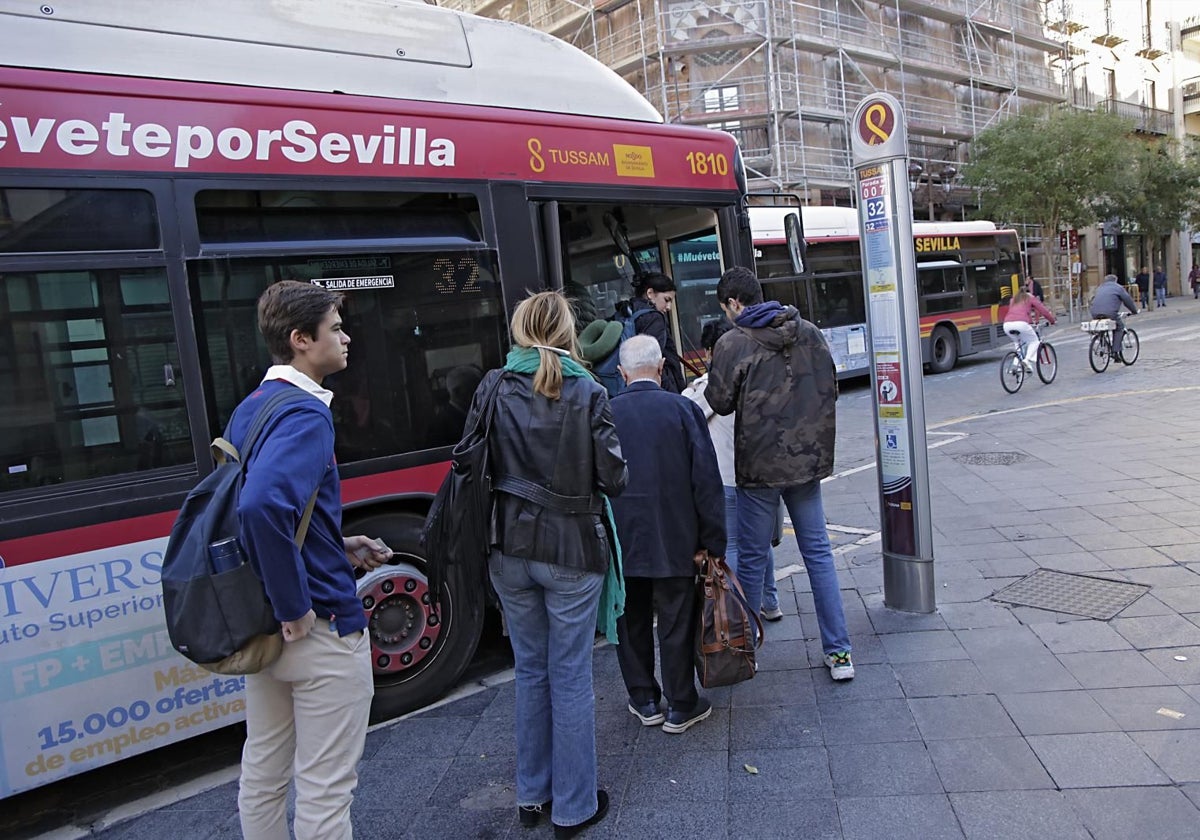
[
  {"xmin": 962, "ymin": 106, "xmax": 1135, "ymax": 299},
  {"xmin": 1108, "ymin": 138, "xmax": 1200, "ymax": 297}
]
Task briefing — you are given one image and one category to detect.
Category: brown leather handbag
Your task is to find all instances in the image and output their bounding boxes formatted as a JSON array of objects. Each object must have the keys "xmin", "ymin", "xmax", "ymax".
[{"xmin": 694, "ymin": 555, "xmax": 764, "ymax": 688}]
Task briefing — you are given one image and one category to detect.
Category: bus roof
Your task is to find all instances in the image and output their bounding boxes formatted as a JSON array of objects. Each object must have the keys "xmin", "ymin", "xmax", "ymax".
[
  {"xmin": 749, "ymin": 205, "xmax": 1001, "ymax": 241},
  {"xmin": 0, "ymin": 0, "xmax": 663, "ymax": 123}
]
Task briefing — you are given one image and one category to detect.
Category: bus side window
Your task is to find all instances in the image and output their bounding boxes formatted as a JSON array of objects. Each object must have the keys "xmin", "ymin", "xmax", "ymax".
[
  {"xmin": 0, "ymin": 266, "xmax": 191, "ymax": 491},
  {"xmin": 0, "ymin": 188, "xmax": 190, "ymax": 495},
  {"xmin": 189, "ymin": 189, "xmax": 506, "ymax": 462},
  {"xmin": 189, "ymin": 249, "xmax": 505, "ymax": 461}
]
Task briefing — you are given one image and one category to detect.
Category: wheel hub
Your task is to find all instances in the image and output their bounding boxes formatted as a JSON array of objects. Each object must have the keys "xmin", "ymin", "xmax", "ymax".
[{"xmin": 358, "ymin": 561, "xmax": 441, "ymax": 674}]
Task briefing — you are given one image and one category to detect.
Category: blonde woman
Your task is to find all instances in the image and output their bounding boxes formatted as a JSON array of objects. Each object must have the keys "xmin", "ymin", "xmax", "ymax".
[{"xmin": 467, "ymin": 291, "xmax": 626, "ymax": 838}]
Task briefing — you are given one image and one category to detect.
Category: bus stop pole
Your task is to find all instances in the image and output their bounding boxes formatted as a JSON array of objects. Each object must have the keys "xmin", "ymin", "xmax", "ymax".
[{"xmin": 849, "ymin": 94, "xmax": 936, "ymax": 613}]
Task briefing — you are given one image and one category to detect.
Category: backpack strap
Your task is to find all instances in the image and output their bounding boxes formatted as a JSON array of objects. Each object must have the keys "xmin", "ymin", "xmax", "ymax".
[
  {"xmin": 216, "ymin": 388, "xmax": 316, "ymax": 465},
  {"xmin": 219, "ymin": 387, "xmax": 324, "ymax": 546},
  {"xmin": 293, "ymin": 487, "xmax": 320, "ymax": 548}
]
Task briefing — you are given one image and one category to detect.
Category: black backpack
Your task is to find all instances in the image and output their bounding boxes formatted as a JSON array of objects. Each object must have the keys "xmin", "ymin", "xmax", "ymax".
[{"xmin": 161, "ymin": 388, "xmax": 318, "ymax": 673}]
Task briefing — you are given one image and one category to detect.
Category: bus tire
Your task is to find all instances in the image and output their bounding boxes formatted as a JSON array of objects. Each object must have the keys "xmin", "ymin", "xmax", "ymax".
[
  {"xmin": 928, "ymin": 326, "xmax": 958, "ymax": 374},
  {"xmin": 343, "ymin": 510, "xmax": 486, "ymax": 724}
]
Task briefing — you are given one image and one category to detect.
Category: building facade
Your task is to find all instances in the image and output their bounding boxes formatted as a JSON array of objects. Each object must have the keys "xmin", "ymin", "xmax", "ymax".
[{"xmin": 443, "ymin": 0, "xmax": 1199, "ymax": 297}]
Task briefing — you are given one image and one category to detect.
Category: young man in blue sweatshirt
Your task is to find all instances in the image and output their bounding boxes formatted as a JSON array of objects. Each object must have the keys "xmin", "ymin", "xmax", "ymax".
[{"xmin": 234, "ymin": 280, "xmax": 391, "ymax": 840}]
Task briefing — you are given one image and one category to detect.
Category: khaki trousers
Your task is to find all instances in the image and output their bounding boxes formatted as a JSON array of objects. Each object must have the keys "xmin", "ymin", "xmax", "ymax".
[{"xmin": 238, "ymin": 625, "xmax": 373, "ymax": 840}]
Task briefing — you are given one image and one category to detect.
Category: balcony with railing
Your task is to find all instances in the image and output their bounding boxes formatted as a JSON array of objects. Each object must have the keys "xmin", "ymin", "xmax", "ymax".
[
  {"xmin": 1100, "ymin": 98, "xmax": 1173, "ymax": 135},
  {"xmin": 1183, "ymin": 77, "xmax": 1200, "ymax": 116}
]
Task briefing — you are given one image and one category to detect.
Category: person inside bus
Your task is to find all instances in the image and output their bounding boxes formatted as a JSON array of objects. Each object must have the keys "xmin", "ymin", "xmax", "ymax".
[
  {"xmin": 234, "ymin": 280, "xmax": 392, "ymax": 840},
  {"xmin": 429, "ymin": 363, "xmax": 484, "ymax": 446},
  {"xmin": 1002, "ymin": 288, "xmax": 1056, "ymax": 372},
  {"xmin": 682, "ymin": 319, "xmax": 784, "ymax": 621},
  {"xmin": 1091, "ymin": 274, "xmax": 1139, "ymax": 359},
  {"xmin": 624, "ymin": 272, "xmax": 686, "ymax": 393},
  {"xmin": 476, "ymin": 291, "xmax": 627, "ymax": 838}
]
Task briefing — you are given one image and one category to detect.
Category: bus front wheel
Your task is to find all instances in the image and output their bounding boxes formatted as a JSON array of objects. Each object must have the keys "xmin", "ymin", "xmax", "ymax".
[
  {"xmin": 344, "ymin": 510, "xmax": 485, "ymax": 723},
  {"xmin": 928, "ymin": 326, "xmax": 958, "ymax": 374}
]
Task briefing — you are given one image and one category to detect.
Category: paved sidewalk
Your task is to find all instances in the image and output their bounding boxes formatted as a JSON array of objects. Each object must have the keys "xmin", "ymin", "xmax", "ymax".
[{"xmin": 89, "ymin": 351, "xmax": 1200, "ymax": 838}]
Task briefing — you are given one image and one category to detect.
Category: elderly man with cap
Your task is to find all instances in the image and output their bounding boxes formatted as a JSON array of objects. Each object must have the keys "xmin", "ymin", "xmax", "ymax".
[
  {"xmin": 578, "ymin": 317, "xmax": 625, "ymax": 397},
  {"xmin": 608, "ymin": 334, "xmax": 725, "ymax": 734}
]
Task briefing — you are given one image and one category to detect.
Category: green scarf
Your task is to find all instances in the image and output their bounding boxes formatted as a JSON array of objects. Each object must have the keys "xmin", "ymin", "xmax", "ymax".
[
  {"xmin": 502, "ymin": 345, "xmax": 625, "ymax": 642},
  {"xmin": 504, "ymin": 346, "xmax": 590, "ymax": 378}
]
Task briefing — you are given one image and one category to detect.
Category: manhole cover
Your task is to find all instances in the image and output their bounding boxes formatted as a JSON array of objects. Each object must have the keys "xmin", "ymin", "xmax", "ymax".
[
  {"xmin": 953, "ymin": 452, "xmax": 1029, "ymax": 466},
  {"xmin": 991, "ymin": 569, "xmax": 1149, "ymax": 620}
]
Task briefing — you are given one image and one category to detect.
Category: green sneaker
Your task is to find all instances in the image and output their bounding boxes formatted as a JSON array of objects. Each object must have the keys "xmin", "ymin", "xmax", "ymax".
[{"xmin": 824, "ymin": 650, "xmax": 855, "ymax": 681}]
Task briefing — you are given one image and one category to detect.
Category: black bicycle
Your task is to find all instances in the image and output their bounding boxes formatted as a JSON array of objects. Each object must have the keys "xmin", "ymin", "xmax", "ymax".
[{"xmin": 1083, "ymin": 314, "xmax": 1139, "ymax": 372}]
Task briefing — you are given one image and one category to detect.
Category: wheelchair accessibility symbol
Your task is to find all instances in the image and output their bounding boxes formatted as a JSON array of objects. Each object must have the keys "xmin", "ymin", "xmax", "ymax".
[{"xmin": 885, "ymin": 432, "xmax": 898, "ymax": 450}]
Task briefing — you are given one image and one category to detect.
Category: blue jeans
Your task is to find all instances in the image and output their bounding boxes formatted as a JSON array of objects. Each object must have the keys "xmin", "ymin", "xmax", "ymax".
[
  {"xmin": 735, "ymin": 480, "xmax": 850, "ymax": 655},
  {"xmin": 1156, "ymin": 286, "xmax": 1166, "ymax": 306},
  {"xmin": 724, "ymin": 486, "xmax": 778, "ymax": 610},
  {"xmin": 488, "ymin": 551, "xmax": 603, "ymax": 828}
]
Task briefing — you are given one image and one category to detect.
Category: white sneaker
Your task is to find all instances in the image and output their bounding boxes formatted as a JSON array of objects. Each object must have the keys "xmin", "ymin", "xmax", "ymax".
[{"xmin": 824, "ymin": 651, "xmax": 855, "ymax": 681}]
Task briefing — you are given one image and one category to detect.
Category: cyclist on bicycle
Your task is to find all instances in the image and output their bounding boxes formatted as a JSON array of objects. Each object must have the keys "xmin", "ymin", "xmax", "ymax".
[
  {"xmin": 1090, "ymin": 274, "xmax": 1138, "ymax": 359},
  {"xmin": 1002, "ymin": 288, "xmax": 1056, "ymax": 372}
]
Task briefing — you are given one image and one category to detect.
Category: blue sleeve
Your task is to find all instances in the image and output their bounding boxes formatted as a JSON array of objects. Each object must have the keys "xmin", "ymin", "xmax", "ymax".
[{"xmin": 238, "ymin": 406, "xmax": 334, "ymax": 623}]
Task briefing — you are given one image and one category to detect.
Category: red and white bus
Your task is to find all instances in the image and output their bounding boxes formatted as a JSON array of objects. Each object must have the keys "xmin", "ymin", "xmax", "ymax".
[
  {"xmin": 750, "ymin": 206, "xmax": 1021, "ymax": 377},
  {"xmin": 0, "ymin": 1, "xmax": 752, "ymax": 796}
]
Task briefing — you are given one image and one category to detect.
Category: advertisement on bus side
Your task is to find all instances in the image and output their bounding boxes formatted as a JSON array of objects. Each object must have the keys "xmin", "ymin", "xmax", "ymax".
[{"xmin": 0, "ymin": 538, "xmax": 241, "ymax": 798}]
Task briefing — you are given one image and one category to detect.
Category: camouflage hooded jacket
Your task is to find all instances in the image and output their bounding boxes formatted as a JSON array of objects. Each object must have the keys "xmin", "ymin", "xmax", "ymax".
[{"xmin": 705, "ymin": 304, "xmax": 837, "ymax": 488}]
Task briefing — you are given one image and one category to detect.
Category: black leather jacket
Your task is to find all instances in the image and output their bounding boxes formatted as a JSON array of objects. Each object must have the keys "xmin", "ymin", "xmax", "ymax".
[{"xmin": 468, "ymin": 368, "xmax": 627, "ymax": 575}]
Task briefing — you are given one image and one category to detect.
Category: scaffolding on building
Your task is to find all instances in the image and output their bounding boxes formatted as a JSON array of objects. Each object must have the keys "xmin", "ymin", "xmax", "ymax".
[{"xmin": 444, "ymin": 0, "xmax": 1066, "ymax": 216}]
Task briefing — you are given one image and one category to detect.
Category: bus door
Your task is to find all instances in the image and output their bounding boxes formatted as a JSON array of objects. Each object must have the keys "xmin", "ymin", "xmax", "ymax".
[{"xmin": 536, "ymin": 198, "xmax": 726, "ymax": 377}]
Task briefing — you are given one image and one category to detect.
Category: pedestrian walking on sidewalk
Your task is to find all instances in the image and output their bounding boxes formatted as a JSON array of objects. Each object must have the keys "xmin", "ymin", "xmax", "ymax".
[
  {"xmin": 610, "ymin": 335, "xmax": 726, "ymax": 734},
  {"xmin": 1154, "ymin": 267, "xmax": 1168, "ymax": 307},
  {"xmin": 478, "ymin": 291, "xmax": 627, "ymax": 838},
  {"xmin": 706, "ymin": 266, "xmax": 855, "ymax": 681},
  {"xmin": 1135, "ymin": 266, "xmax": 1151, "ymax": 309},
  {"xmin": 1189, "ymin": 264, "xmax": 1200, "ymax": 299}
]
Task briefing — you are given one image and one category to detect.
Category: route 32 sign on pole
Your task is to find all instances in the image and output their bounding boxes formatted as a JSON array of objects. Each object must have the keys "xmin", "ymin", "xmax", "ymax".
[{"xmin": 850, "ymin": 93, "xmax": 936, "ymax": 614}]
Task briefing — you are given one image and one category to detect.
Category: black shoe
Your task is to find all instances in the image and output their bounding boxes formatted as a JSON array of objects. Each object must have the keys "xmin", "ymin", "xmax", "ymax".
[
  {"xmin": 662, "ymin": 697, "xmax": 713, "ymax": 734},
  {"xmin": 519, "ymin": 800, "xmax": 551, "ymax": 828},
  {"xmin": 553, "ymin": 789, "xmax": 609, "ymax": 839},
  {"xmin": 627, "ymin": 699, "xmax": 665, "ymax": 726}
]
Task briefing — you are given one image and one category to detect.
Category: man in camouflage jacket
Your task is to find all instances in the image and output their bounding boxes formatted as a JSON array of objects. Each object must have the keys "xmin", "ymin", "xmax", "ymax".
[{"xmin": 706, "ymin": 266, "xmax": 855, "ymax": 681}]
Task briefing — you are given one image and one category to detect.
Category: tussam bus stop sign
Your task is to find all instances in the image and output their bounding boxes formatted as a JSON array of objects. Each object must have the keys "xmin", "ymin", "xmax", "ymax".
[{"xmin": 849, "ymin": 93, "xmax": 935, "ymax": 614}]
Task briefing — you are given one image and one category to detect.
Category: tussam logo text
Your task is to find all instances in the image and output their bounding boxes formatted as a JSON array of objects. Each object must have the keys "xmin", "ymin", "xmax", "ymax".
[{"xmin": 0, "ymin": 111, "xmax": 457, "ymax": 169}]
